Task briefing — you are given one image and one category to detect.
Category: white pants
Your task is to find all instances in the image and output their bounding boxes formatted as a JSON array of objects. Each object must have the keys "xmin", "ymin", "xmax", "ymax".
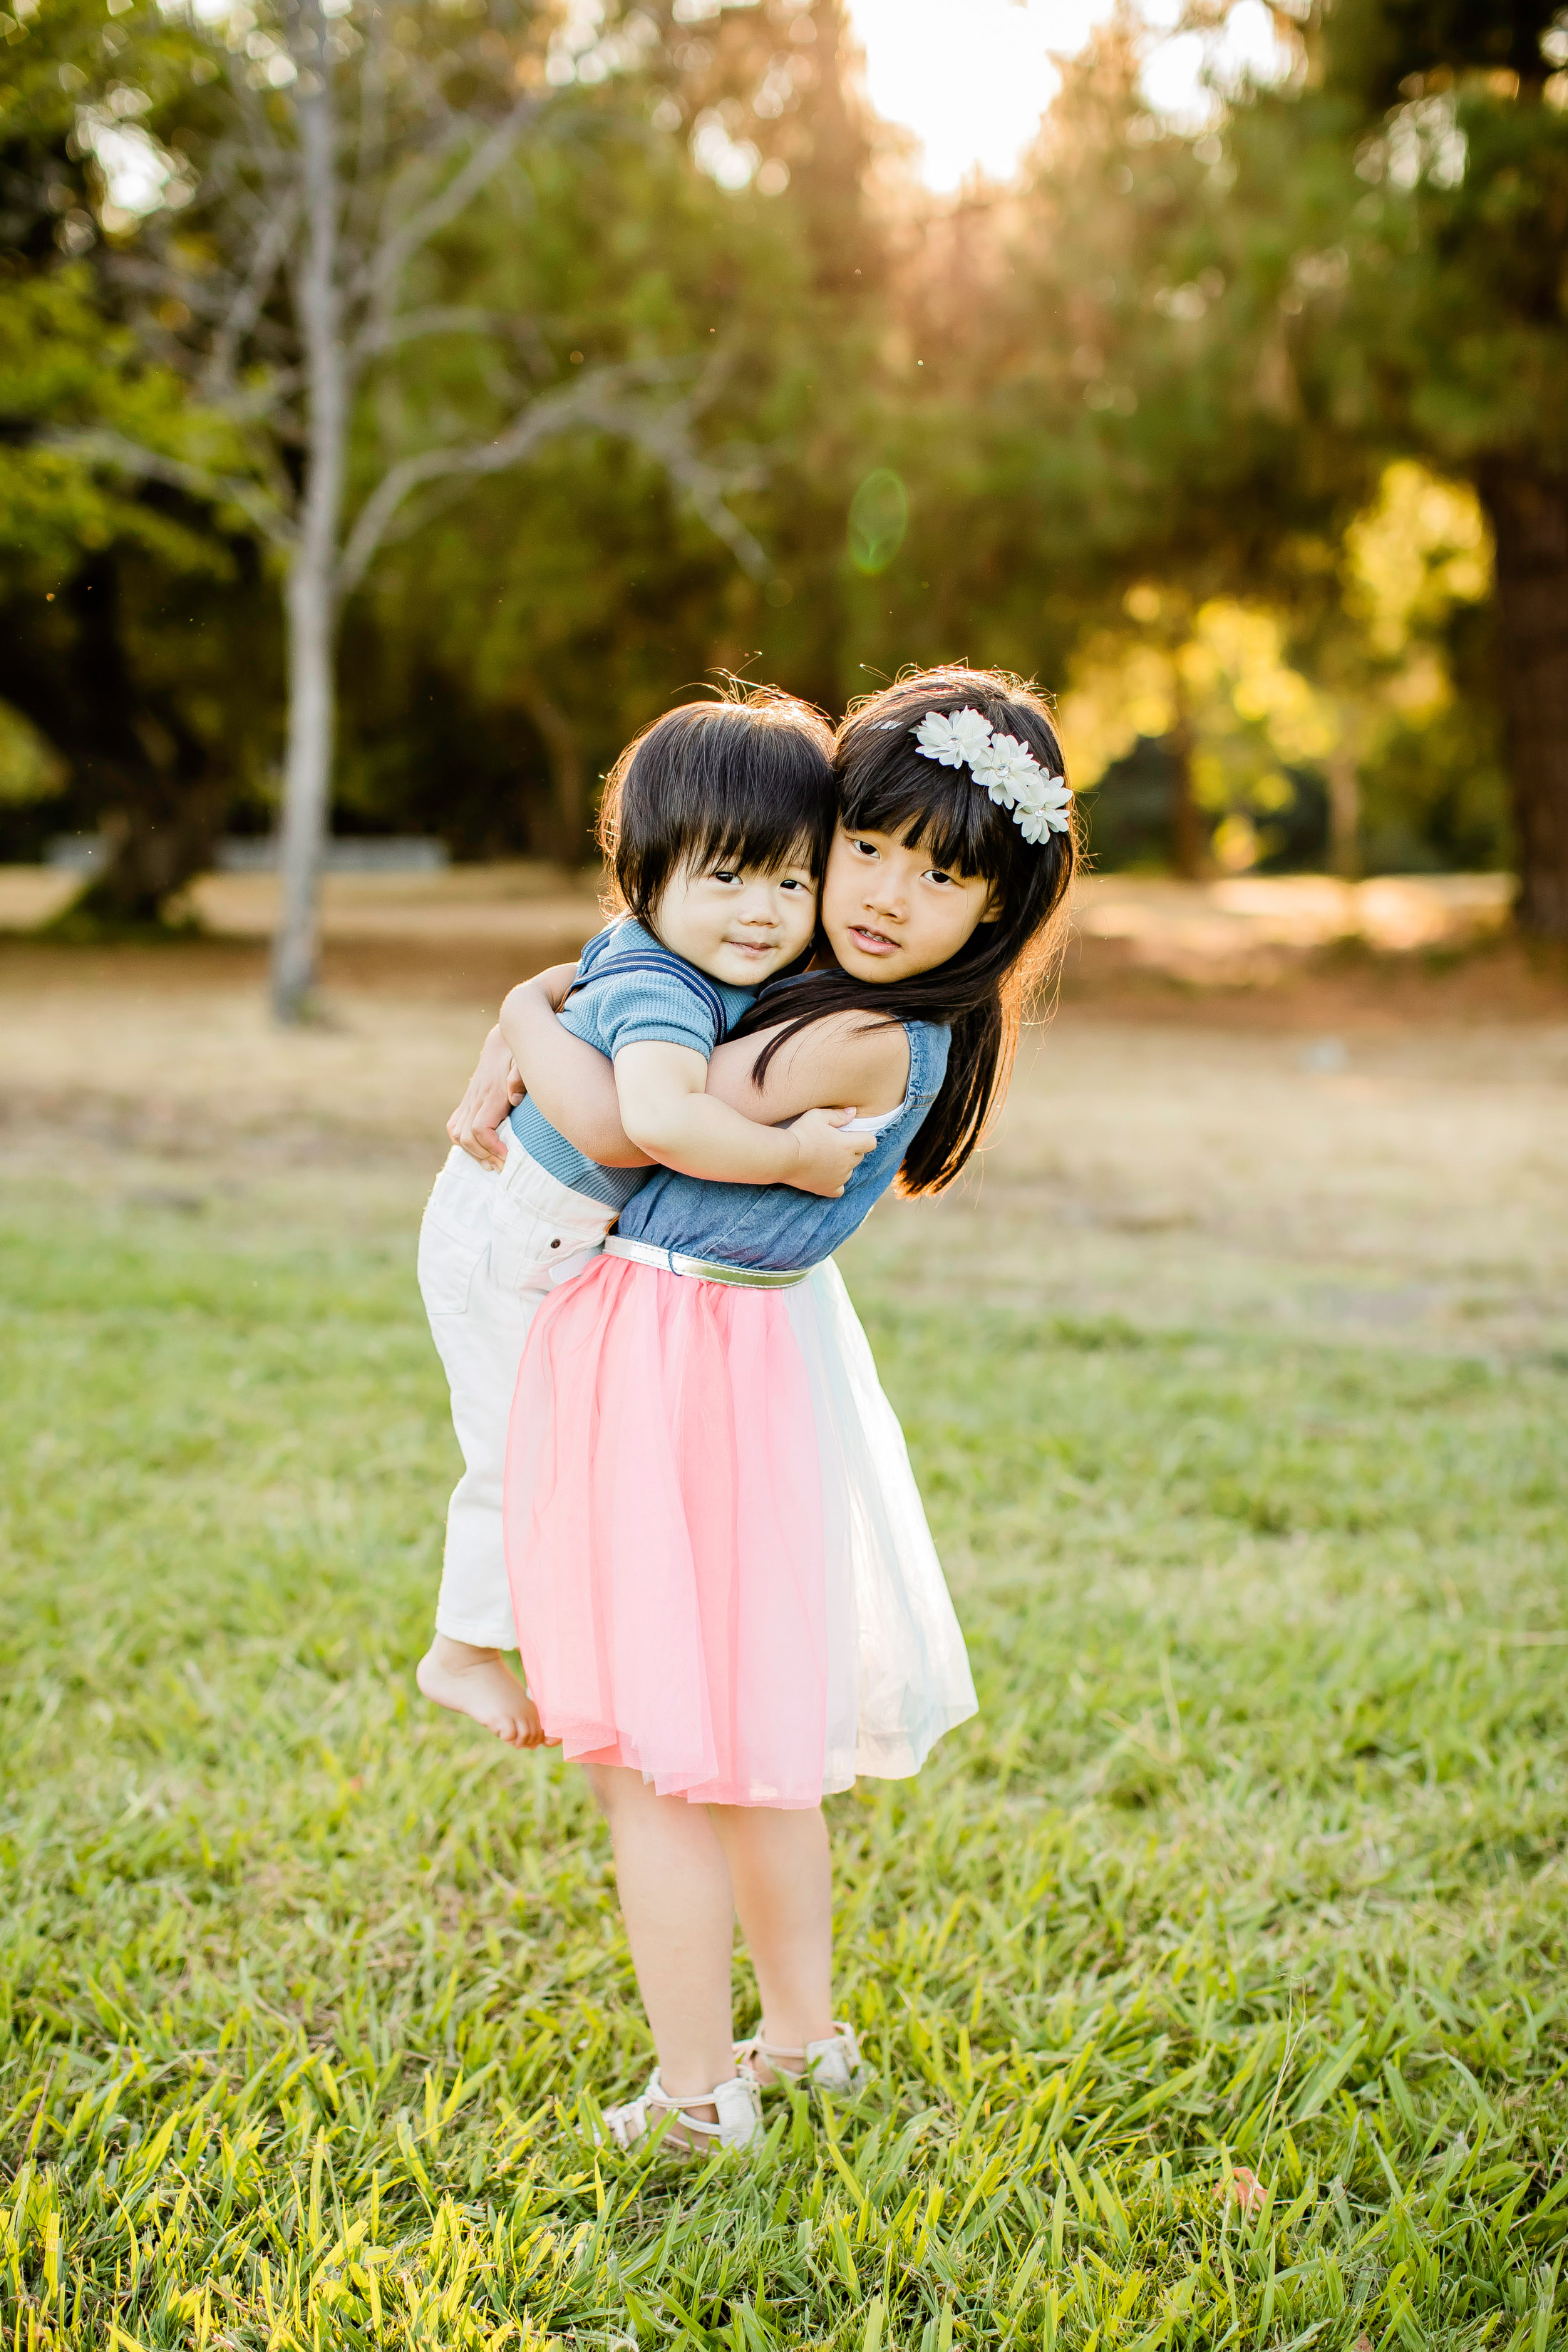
[{"xmin": 417, "ymin": 1135, "xmax": 617, "ymax": 1649}]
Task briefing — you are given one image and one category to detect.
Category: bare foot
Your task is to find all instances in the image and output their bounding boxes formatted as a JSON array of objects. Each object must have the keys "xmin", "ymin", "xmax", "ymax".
[{"xmin": 416, "ymin": 1634, "xmax": 551, "ymax": 1748}]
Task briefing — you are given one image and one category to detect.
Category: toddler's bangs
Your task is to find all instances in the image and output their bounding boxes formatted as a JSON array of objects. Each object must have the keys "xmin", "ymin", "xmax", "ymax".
[
  {"xmin": 671, "ymin": 750, "xmax": 830, "ymax": 882},
  {"xmin": 606, "ymin": 695, "xmax": 837, "ymax": 925}
]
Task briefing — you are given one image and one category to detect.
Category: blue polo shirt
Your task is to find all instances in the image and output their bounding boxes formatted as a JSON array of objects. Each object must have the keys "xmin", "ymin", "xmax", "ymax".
[{"xmin": 506, "ymin": 919, "xmax": 756, "ymax": 1210}]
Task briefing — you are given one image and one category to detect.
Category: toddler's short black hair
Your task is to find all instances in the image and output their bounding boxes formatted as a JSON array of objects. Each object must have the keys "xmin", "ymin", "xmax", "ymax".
[{"xmin": 599, "ymin": 688, "xmax": 836, "ymax": 930}]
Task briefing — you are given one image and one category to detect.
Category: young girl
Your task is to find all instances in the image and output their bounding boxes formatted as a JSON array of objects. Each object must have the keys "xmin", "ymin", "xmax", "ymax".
[
  {"xmin": 416, "ymin": 691, "xmax": 877, "ymax": 1749},
  {"xmin": 493, "ymin": 667, "xmax": 1076, "ymax": 2155}
]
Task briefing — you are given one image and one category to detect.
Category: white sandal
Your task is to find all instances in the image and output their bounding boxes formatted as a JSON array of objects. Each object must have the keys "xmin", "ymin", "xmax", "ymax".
[
  {"xmin": 599, "ymin": 2068, "xmax": 764, "ymax": 2156},
  {"xmin": 734, "ymin": 2019, "xmax": 870, "ymax": 2095}
]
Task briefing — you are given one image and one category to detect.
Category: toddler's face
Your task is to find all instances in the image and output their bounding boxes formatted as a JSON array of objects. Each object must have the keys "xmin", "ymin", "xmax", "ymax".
[
  {"xmin": 820, "ymin": 823, "xmax": 999, "ymax": 984},
  {"xmin": 651, "ymin": 852, "xmax": 818, "ymax": 986}
]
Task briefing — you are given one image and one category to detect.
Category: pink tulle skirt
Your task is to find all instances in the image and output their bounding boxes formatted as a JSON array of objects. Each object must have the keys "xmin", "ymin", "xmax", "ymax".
[{"xmin": 504, "ymin": 1253, "xmax": 976, "ymax": 1806}]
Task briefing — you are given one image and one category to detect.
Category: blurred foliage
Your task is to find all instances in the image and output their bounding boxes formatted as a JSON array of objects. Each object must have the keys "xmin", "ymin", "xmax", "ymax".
[
  {"xmin": 1, "ymin": 0, "xmax": 1563, "ymax": 894},
  {"xmin": 0, "ymin": 0, "xmax": 281, "ymax": 903},
  {"xmin": 0, "ymin": 695, "xmax": 64, "ymax": 805}
]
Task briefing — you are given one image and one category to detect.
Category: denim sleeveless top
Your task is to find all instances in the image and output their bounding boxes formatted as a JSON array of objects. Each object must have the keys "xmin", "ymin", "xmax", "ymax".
[{"xmin": 614, "ymin": 1019, "xmax": 951, "ymax": 1274}]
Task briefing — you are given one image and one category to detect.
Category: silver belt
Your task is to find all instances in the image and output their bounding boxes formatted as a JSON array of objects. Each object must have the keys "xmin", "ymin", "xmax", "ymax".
[{"xmin": 604, "ymin": 1235, "xmax": 808, "ymax": 1289}]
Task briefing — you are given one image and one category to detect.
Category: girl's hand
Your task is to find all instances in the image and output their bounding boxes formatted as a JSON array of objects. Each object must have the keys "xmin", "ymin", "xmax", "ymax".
[
  {"xmin": 787, "ymin": 1108, "xmax": 880, "ymax": 1197},
  {"xmin": 448, "ymin": 1025, "xmax": 523, "ymax": 1169}
]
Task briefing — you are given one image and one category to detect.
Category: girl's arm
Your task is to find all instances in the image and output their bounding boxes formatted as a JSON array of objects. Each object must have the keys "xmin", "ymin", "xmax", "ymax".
[
  {"xmin": 704, "ymin": 1011, "xmax": 911, "ymax": 1125},
  {"xmin": 499, "ymin": 979, "xmax": 880, "ymax": 1197}
]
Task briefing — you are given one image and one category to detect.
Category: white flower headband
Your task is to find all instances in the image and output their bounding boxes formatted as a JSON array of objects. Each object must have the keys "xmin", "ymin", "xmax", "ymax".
[{"xmin": 909, "ymin": 706, "xmax": 1071, "ymax": 844}]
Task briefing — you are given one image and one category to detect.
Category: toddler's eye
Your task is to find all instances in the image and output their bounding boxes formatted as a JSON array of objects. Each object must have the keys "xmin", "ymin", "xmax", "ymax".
[{"xmin": 711, "ymin": 870, "xmax": 739, "ymax": 885}]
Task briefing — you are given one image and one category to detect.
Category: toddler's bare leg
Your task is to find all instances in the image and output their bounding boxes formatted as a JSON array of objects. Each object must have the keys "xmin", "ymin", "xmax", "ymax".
[
  {"xmin": 710, "ymin": 1804, "xmax": 835, "ymax": 2068},
  {"xmin": 418, "ymin": 1160, "xmax": 558, "ymax": 1748},
  {"xmin": 417, "ymin": 1636, "xmax": 539, "ymax": 1746},
  {"xmin": 585, "ymin": 1764, "xmax": 738, "ymax": 2116}
]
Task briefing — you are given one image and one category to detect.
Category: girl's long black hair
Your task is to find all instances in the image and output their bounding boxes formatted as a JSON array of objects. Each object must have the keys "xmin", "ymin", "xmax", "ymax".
[{"xmin": 730, "ymin": 666, "xmax": 1078, "ymax": 1196}]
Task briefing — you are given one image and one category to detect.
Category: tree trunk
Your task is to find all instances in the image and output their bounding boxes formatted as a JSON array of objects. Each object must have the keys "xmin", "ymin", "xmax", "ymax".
[
  {"xmin": 3, "ymin": 557, "xmax": 222, "ymax": 928},
  {"xmin": 516, "ymin": 679, "xmax": 592, "ymax": 866},
  {"xmin": 272, "ymin": 550, "xmax": 339, "ymax": 1014},
  {"xmin": 270, "ymin": 0, "xmax": 347, "ymax": 1023},
  {"xmin": 75, "ymin": 795, "xmax": 221, "ymax": 926},
  {"xmin": 1477, "ymin": 463, "xmax": 1568, "ymax": 939},
  {"xmin": 1327, "ymin": 744, "xmax": 1360, "ymax": 880},
  {"xmin": 1168, "ymin": 709, "xmax": 1203, "ymax": 881}
]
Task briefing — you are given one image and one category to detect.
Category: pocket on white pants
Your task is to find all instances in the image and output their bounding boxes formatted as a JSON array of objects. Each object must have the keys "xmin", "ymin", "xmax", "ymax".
[
  {"xmin": 490, "ymin": 1196, "xmax": 607, "ymax": 1294},
  {"xmin": 418, "ymin": 1210, "xmax": 487, "ymax": 1317},
  {"xmin": 418, "ymin": 1152, "xmax": 495, "ymax": 1316}
]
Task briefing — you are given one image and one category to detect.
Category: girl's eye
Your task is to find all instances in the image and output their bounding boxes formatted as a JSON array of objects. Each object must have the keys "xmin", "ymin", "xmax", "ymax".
[
  {"xmin": 926, "ymin": 870, "xmax": 954, "ymax": 887},
  {"xmin": 850, "ymin": 838, "xmax": 878, "ymax": 858}
]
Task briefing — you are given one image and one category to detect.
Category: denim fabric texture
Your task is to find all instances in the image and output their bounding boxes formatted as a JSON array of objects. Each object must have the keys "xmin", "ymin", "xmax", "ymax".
[{"xmin": 614, "ymin": 1019, "xmax": 951, "ymax": 1273}]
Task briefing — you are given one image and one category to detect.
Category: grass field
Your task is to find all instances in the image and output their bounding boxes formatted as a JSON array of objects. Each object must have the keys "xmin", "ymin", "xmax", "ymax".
[
  {"xmin": 3, "ymin": 940, "xmax": 1568, "ymax": 2352},
  {"xmin": 4, "ymin": 1170, "xmax": 1567, "ymax": 2352}
]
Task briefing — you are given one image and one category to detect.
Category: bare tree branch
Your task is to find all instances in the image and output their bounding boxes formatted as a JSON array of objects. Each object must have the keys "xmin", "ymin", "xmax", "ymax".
[
  {"xmin": 108, "ymin": 253, "xmax": 251, "ymax": 322},
  {"xmin": 208, "ymin": 58, "xmax": 291, "ymax": 198},
  {"xmin": 42, "ymin": 430, "xmax": 295, "ymax": 549},
  {"xmin": 108, "ymin": 256, "xmax": 303, "ymax": 383},
  {"xmin": 624, "ymin": 401, "xmax": 770, "ymax": 582},
  {"xmin": 333, "ymin": 365, "xmax": 644, "ymax": 595},
  {"xmin": 348, "ymin": 304, "xmax": 522, "ymax": 361},
  {"xmin": 334, "ymin": 361, "xmax": 770, "ymax": 599},
  {"xmin": 617, "ymin": 351, "xmax": 771, "ymax": 579},
  {"xmin": 217, "ymin": 368, "xmax": 307, "ymax": 423},
  {"xmin": 359, "ymin": 93, "xmax": 541, "ymax": 309},
  {"xmin": 346, "ymin": 0, "xmax": 389, "ymax": 248},
  {"xmin": 202, "ymin": 190, "xmax": 302, "ymax": 397}
]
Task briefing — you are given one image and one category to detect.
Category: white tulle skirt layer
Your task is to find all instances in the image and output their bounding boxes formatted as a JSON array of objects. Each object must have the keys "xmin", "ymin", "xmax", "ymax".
[{"xmin": 505, "ymin": 1254, "xmax": 977, "ymax": 1806}]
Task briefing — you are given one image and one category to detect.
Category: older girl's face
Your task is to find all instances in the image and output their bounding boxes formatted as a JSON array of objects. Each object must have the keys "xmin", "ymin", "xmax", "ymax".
[{"xmin": 819, "ymin": 822, "xmax": 1000, "ymax": 984}]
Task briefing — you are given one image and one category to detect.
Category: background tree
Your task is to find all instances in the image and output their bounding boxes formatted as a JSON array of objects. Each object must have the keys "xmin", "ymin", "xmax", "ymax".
[
  {"xmin": 841, "ymin": 19, "xmax": 1365, "ymax": 871},
  {"xmin": 874, "ymin": 7, "xmax": 1526, "ymax": 889},
  {"xmin": 4, "ymin": 0, "xmax": 1549, "ymax": 915},
  {"xmin": 39, "ymin": 0, "xmax": 772, "ymax": 1014},
  {"xmin": 0, "ymin": 0, "xmax": 274, "ymax": 922},
  {"xmin": 1180, "ymin": 0, "xmax": 1567, "ymax": 924},
  {"xmin": 638, "ymin": 0, "xmax": 903, "ymax": 721},
  {"xmin": 365, "ymin": 0, "xmax": 904, "ymax": 832}
]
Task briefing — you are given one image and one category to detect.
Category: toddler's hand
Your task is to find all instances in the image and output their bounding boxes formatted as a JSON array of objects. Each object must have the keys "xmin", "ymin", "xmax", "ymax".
[{"xmin": 789, "ymin": 1107, "xmax": 879, "ymax": 1197}]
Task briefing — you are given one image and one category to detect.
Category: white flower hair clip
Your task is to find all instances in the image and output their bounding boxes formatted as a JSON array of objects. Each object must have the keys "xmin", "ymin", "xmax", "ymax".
[{"xmin": 912, "ymin": 707, "xmax": 1071, "ymax": 842}]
